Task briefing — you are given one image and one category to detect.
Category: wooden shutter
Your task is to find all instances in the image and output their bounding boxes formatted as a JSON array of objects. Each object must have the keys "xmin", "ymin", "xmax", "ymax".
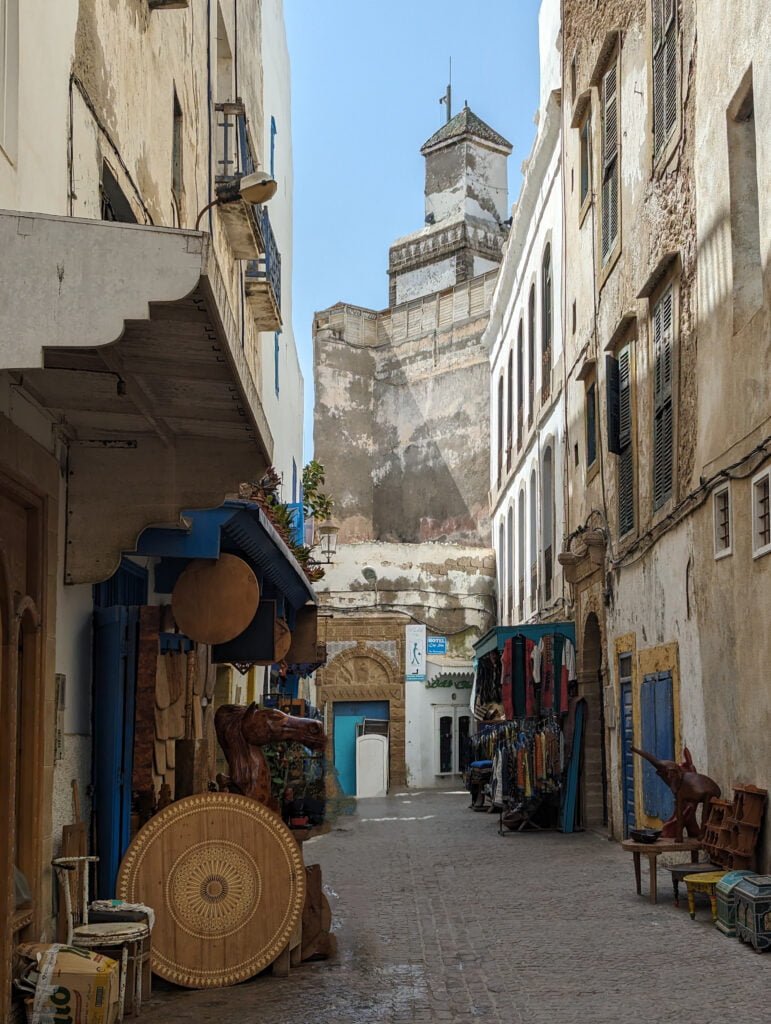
[
  {"xmin": 664, "ymin": 8, "xmax": 678, "ymax": 139},
  {"xmin": 653, "ymin": 0, "xmax": 678, "ymax": 155},
  {"xmin": 606, "ymin": 355, "xmax": 621, "ymax": 454},
  {"xmin": 640, "ymin": 671, "xmax": 675, "ymax": 820},
  {"xmin": 601, "ymin": 62, "xmax": 619, "ymax": 261},
  {"xmin": 617, "ymin": 345, "xmax": 635, "ymax": 534},
  {"xmin": 652, "ymin": 288, "xmax": 674, "ymax": 509}
]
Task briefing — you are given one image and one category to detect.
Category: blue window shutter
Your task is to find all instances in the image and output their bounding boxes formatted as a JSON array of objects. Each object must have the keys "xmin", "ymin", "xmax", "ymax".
[
  {"xmin": 654, "ymin": 671, "xmax": 675, "ymax": 819},
  {"xmin": 270, "ymin": 116, "xmax": 277, "ymax": 178},
  {"xmin": 640, "ymin": 676, "xmax": 658, "ymax": 817},
  {"xmin": 274, "ymin": 332, "xmax": 280, "ymax": 396},
  {"xmin": 640, "ymin": 671, "xmax": 675, "ymax": 819}
]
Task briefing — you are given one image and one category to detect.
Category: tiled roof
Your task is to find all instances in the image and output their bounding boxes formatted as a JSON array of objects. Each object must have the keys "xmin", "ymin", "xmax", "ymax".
[{"xmin": 421, "ymin": 106, "xmax": 512, "ymax": 154}]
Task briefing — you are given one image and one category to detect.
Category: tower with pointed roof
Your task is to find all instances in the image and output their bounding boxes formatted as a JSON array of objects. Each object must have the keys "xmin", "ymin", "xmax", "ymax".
[{"xmin": 388, "ymin": 104, "xmax": 512, "ymax": 306}]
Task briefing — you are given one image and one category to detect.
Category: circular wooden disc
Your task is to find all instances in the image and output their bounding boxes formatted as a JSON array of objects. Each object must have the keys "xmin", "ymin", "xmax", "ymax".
[
  {"xmin": 171, "ymin": 555, "xmax": 259, "ymax": 644},
  {"xmin": 117, "ymin": 793, "xmax": 305, "ymax": 989}
]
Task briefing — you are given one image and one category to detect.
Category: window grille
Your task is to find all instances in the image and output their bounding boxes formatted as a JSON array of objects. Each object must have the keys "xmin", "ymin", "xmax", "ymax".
[
  {"xmin": 713, "ymin": 486, "xmax": 731, "ymax": 557},
  {"xmin": 752, "ymin": 471, "xmax": 771, "ymax": 557}
]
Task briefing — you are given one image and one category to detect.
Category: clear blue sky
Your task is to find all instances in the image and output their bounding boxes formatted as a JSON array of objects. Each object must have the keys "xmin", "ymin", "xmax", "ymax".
[{"xmin": 285, "ymin": 1, "xmax": 542, "ymax": 461}]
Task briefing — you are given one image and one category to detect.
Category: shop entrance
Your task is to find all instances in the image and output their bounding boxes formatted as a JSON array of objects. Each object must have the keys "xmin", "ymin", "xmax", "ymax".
[
  {"xmin": 333, "ymin": 701, "xmax": 389, "ymax": 795},
  {"xmin": 433, "ymin": 706, "xmax": 471, "ymax": 776},
  {"xmin": 580, "ymin": 613, "xmax": 608, "ymax": 830}
]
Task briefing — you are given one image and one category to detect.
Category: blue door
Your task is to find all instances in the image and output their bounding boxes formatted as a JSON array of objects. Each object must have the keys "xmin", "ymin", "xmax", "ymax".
[
  {"xmin": 640, "ymin": 671, "xmax": 675, "ymax": 821},
  {"xmin": 620, "ymin": 681, "xmax": 635, "ymax": 836},
  {"xmin": 333, "ymin": 701, "xmax": 389, "ymax": 796},
  {"xmin": 93, "ymin": 606, "xmax": 139, "ymax": 897}
]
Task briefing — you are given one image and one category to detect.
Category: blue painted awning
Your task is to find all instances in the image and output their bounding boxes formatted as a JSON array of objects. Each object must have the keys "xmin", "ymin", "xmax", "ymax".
[
  {"xmin": 135, "ymin": 499, "xmax": 316, "ymax": 610},
  {"xmin": 473, "ymin": 621, "xmax": 576, "ymax": 659}
]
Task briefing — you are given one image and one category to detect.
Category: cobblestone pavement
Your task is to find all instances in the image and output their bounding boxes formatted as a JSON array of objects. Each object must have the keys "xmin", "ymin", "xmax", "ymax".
[{"xmin": 142, "ymin": 790, "xmax": 768, "ymax": 1023}]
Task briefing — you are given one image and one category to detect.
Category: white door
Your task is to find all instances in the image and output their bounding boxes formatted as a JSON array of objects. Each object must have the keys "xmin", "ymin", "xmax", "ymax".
[
  {"xmin": 433, "ymin": 706, "xmax": 472, "ymax": 776},
  {"xmin": 356, "ymin": 733, "xmax": 389, "ymax": 798}
]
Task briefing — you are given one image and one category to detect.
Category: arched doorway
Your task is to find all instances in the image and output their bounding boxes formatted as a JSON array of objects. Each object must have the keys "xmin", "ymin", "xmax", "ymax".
[{"xmin": 580, "ymin": 612, "xmax": 608, "ymax": 830}]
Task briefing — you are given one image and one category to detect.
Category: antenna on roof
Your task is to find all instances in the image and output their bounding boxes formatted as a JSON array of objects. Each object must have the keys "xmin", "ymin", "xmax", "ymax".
[{"xmin": 439, "ymin": 57, "xmax": 452, "ymax": 124}]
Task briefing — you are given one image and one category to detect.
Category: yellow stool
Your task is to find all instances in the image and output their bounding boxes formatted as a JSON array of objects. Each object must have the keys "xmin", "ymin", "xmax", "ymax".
[{"xmin": 684, "ymin": 871, "xmax": 727, "ymax": 922}]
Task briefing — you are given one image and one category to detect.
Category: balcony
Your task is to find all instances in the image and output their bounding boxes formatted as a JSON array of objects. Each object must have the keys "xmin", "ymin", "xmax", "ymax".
[
  {"xmin": 214, "ymin": 102, "xmax": 265, "ymax": 260},
  {"xmin": 245, "ymin": 206, "xmax": 282, "ymax": 331}
]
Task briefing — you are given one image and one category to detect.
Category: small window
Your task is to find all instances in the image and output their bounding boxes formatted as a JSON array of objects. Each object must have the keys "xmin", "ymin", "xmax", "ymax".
[
  {"xmin": 101, "ymin": 163, "xmax": 137, "ymax": 223},
  {"xmin": 600, "ymin": 58, "xmax": 620, "ymax": 263},
  {"xmin": 274, "ymin": 331, "xmax": 280, "ymax": 397},
  {"xmin": 652, "ymin": 0, "xmax": 678, "ymax": 158},
  {"xmin": 752, "ymin": 470, "xmax": 771, "ymax": 558},
  {"xmin": 570, "ymin": 56, "xmax": 577, "ymax": 101},
  {"xmin": 586, "ymin": 382, "xmax": 597, "ymax": 468},
  {"xmin": 516, "ymin": 319, "xmax": 524, "ymax": 448},
  {"xmin": 270, "ymin": 115, "xmax": 277, "ymax": 179},
  {"xmin": 172, "ymin": 90, "xmax": 183, "ymax": 217},
  {"xmin": 579, "ymin": 115, "xmax": 592, "ymax": 209},
  {"xmin": 713, "ymin": 485, "xmax": 731, "ymax": 559},
  {"xmin": 541, "ymin": 245, "xmax": 552, "ymax": 401}
]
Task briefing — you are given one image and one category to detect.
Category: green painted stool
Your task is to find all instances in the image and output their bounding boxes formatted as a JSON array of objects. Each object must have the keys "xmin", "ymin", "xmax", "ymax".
[{"xmin": 684, "ymin": 871, "xmax": 727, "ymax": 922}]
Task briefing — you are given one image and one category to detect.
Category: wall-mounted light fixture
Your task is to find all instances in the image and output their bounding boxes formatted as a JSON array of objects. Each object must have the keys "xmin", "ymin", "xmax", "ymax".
[
  {"xmin": 316, "ymin": 518, "xmax": 340, "ymax": 564},
  {"xmin": 195, "ymin": 170, "xmax": 278, "ymax": 230}
]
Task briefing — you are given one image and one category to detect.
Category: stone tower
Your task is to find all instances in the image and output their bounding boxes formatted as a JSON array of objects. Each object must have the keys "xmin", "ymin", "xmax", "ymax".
[{"xmin": 388, "ymin": 105, "xmax": 512, "ymax": 306}]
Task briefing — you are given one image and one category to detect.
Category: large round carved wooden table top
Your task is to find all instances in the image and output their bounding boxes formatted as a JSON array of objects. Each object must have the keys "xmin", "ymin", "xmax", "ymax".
[{"xmin": 117, "ymin": 793, "xmax": 305, "ymax": 988}]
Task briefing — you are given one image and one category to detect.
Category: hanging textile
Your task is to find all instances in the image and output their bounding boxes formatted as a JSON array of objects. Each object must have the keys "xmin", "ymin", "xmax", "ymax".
[
  {"xmin": 525, "ymin": 638, "xmax": 537, "ymax": 717},
  {"xmin": 501, "ymin": 639, "xmax": 514, "ymax": 720}
]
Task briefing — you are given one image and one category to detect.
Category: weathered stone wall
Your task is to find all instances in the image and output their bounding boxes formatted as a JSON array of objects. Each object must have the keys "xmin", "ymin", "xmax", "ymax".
[{"xmin": 314, "ymin": 273, "xmax": 497, "ymax": 546}]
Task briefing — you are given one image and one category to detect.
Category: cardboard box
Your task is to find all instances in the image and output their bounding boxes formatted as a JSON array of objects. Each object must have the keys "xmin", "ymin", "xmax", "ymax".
[{"xmin": 16, "ymin": 943, "xmax": 120, "ymax": 1024}]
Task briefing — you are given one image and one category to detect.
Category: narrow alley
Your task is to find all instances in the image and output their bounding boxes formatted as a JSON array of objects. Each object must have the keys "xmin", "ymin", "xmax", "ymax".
[{"xmin": 142, "ymin": 791, "xmax": 768, "ymax": 1024}]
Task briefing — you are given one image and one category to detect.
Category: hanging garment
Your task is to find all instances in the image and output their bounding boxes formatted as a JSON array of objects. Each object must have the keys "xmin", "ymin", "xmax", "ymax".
[
  {"xmin": 552, "ymin": 633, "xmax": 565, "ymax": 714},
  {"xmin": 525, "ymin": 638, "xmax": 537, "ymax": 717},
  {"xmin": 501, "ymin": 638, "xmax": 514, "ymax": 720},
  {"xmin": 561, "ymin": 638, "xmax": 577, "ymax": 712},
  {"xmin": 513, "ymin": 635, "xmax": 527, "ymax": 718},
  {"xmin": 540, "ymin": 635, "xmax": 554, "ymax": 713}
]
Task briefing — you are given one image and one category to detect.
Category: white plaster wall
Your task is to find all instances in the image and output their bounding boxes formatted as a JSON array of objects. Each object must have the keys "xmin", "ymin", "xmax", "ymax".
[
  {"xmin": 405, "ymin": 655, "xmax": 474, "ymax": 789},
  {"xmin": 52, "ymin": 516, "xmax": 94, "ymax": 853},
  {"xmin": 317, "ymin": 540, "xmax": 496, "ymax": 657},
  {"xmin": 538, "ymin": 0, "xmax": 562, "ymax": 116},
  {"xmin": 394, "ymin": 258, "xmax": 456, "ymax": 305},
  {"xmin": 473, "ymin": 256, "xmax": 500, "ymax": 278},
  {"xmin": 0, "ymin": 0, "xmax": 77, "ymax": 213},
  {"xmin": 425, "ymin": 140, "xmax": 508, "ymax": 228},
  {"xmin": 258, "ymin": 0, "xmax": 305, "ymax": 476}
]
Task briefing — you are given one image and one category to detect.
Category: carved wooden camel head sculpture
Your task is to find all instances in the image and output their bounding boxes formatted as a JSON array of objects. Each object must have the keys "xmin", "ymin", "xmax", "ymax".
[{"xmin": 215, "ymin": 702, "xmax": 326, "ymax": 805}]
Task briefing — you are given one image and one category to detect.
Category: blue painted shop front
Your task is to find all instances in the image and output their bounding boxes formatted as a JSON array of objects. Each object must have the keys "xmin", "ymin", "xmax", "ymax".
[{"xmin": 333, "ymin": 701, "xmax": 389, "ymax": 796}]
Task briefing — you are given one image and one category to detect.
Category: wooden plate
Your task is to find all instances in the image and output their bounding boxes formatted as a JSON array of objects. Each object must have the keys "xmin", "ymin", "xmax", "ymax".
[
  {"xmin": 171, "ymin": 555, "xmax": 259, "ymax": 645},
  {"xmin": 116, "ymin": 793, "xmax": 305, "ymax": 988}
]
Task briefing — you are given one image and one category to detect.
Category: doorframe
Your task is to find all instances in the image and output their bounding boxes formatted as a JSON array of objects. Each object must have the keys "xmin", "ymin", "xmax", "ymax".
[
  {"xmin": 0, "ymin": 468, "xmax": 56, "ymax": 1020},
  {"xmin": 432, "ymin": 705, "xmax": 471, "ymax": 776},
  {"xmin": 615, "ymin": 633, "xmax": 637, "ymax": 838}
]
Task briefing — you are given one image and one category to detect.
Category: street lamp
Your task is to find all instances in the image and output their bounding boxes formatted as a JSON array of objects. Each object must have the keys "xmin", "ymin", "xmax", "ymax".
[
  {"xmin": 316, "ymin": 518, "xmax": 340, "ymax": 564},
  {"xmin": 195, "ymin": 170, "xmax": 278, "ymax": 230}
]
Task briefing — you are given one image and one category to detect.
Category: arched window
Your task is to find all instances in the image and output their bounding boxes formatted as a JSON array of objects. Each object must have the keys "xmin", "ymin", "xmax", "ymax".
[
  {"xmin": 516, "ymin": 319, "xmax": 524, "ymax": 449},
  {"xmin": 506, "ymin": 505, "xmax": 514, "ymax": 624},
  {"xmin": 528, "ymin": 285, "xmax": 536, "ymax": 426},
  {"xmin": 496, "ymin": 373, "xmax": 504, "ymax": 487},
  {"xmin": 506, "ymin": 351, "xmax": 513, "ymax": 471},
  {"xmin": 542, "ymin": 446, "xmax": 554, "ymax": 602},
  {"xmin": 541, "ymin": 244, "xmax": 552, "ymax": 400},
  {"xmin": 497, "ymin": 519, "xmax": 505, "ymax": 622},
  {"xmin": 529, "ymin": 467, "xmax": 537, "ymax": 611},
  {"xmin": 517, "ymin": 488, "xmax": 526, "ymax": 619}
]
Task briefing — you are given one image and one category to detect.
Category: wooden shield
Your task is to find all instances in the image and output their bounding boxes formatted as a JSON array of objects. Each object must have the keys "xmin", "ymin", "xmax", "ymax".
[
  {"xmin": 171, "ymin": 555, "xmax": 259, "ymax": 645},
  {"xmin": 117, "ymin": 793, "xmax": 305, "ymax": 988}
]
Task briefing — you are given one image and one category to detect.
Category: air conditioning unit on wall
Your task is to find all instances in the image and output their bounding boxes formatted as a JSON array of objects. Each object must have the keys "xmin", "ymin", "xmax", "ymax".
[{"xmin": 148, "ymin": 0, "xmax": 189, "ymax": 10}]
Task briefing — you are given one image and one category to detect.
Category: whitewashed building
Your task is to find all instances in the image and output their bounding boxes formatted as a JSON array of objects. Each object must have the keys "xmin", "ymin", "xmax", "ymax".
[{"xmin": 487, "ymin": 0, "xmax": 565, "ymax": 629}]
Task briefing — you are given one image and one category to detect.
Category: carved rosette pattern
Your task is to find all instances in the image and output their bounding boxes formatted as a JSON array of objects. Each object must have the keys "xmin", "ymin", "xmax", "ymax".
[
  {"xmin": 167, "ymin": 840, "xmax": 260, "ymax": 939},
  {"xmin": 117, "ymin": 793, "xmax": 305, "ymax": 988}
]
